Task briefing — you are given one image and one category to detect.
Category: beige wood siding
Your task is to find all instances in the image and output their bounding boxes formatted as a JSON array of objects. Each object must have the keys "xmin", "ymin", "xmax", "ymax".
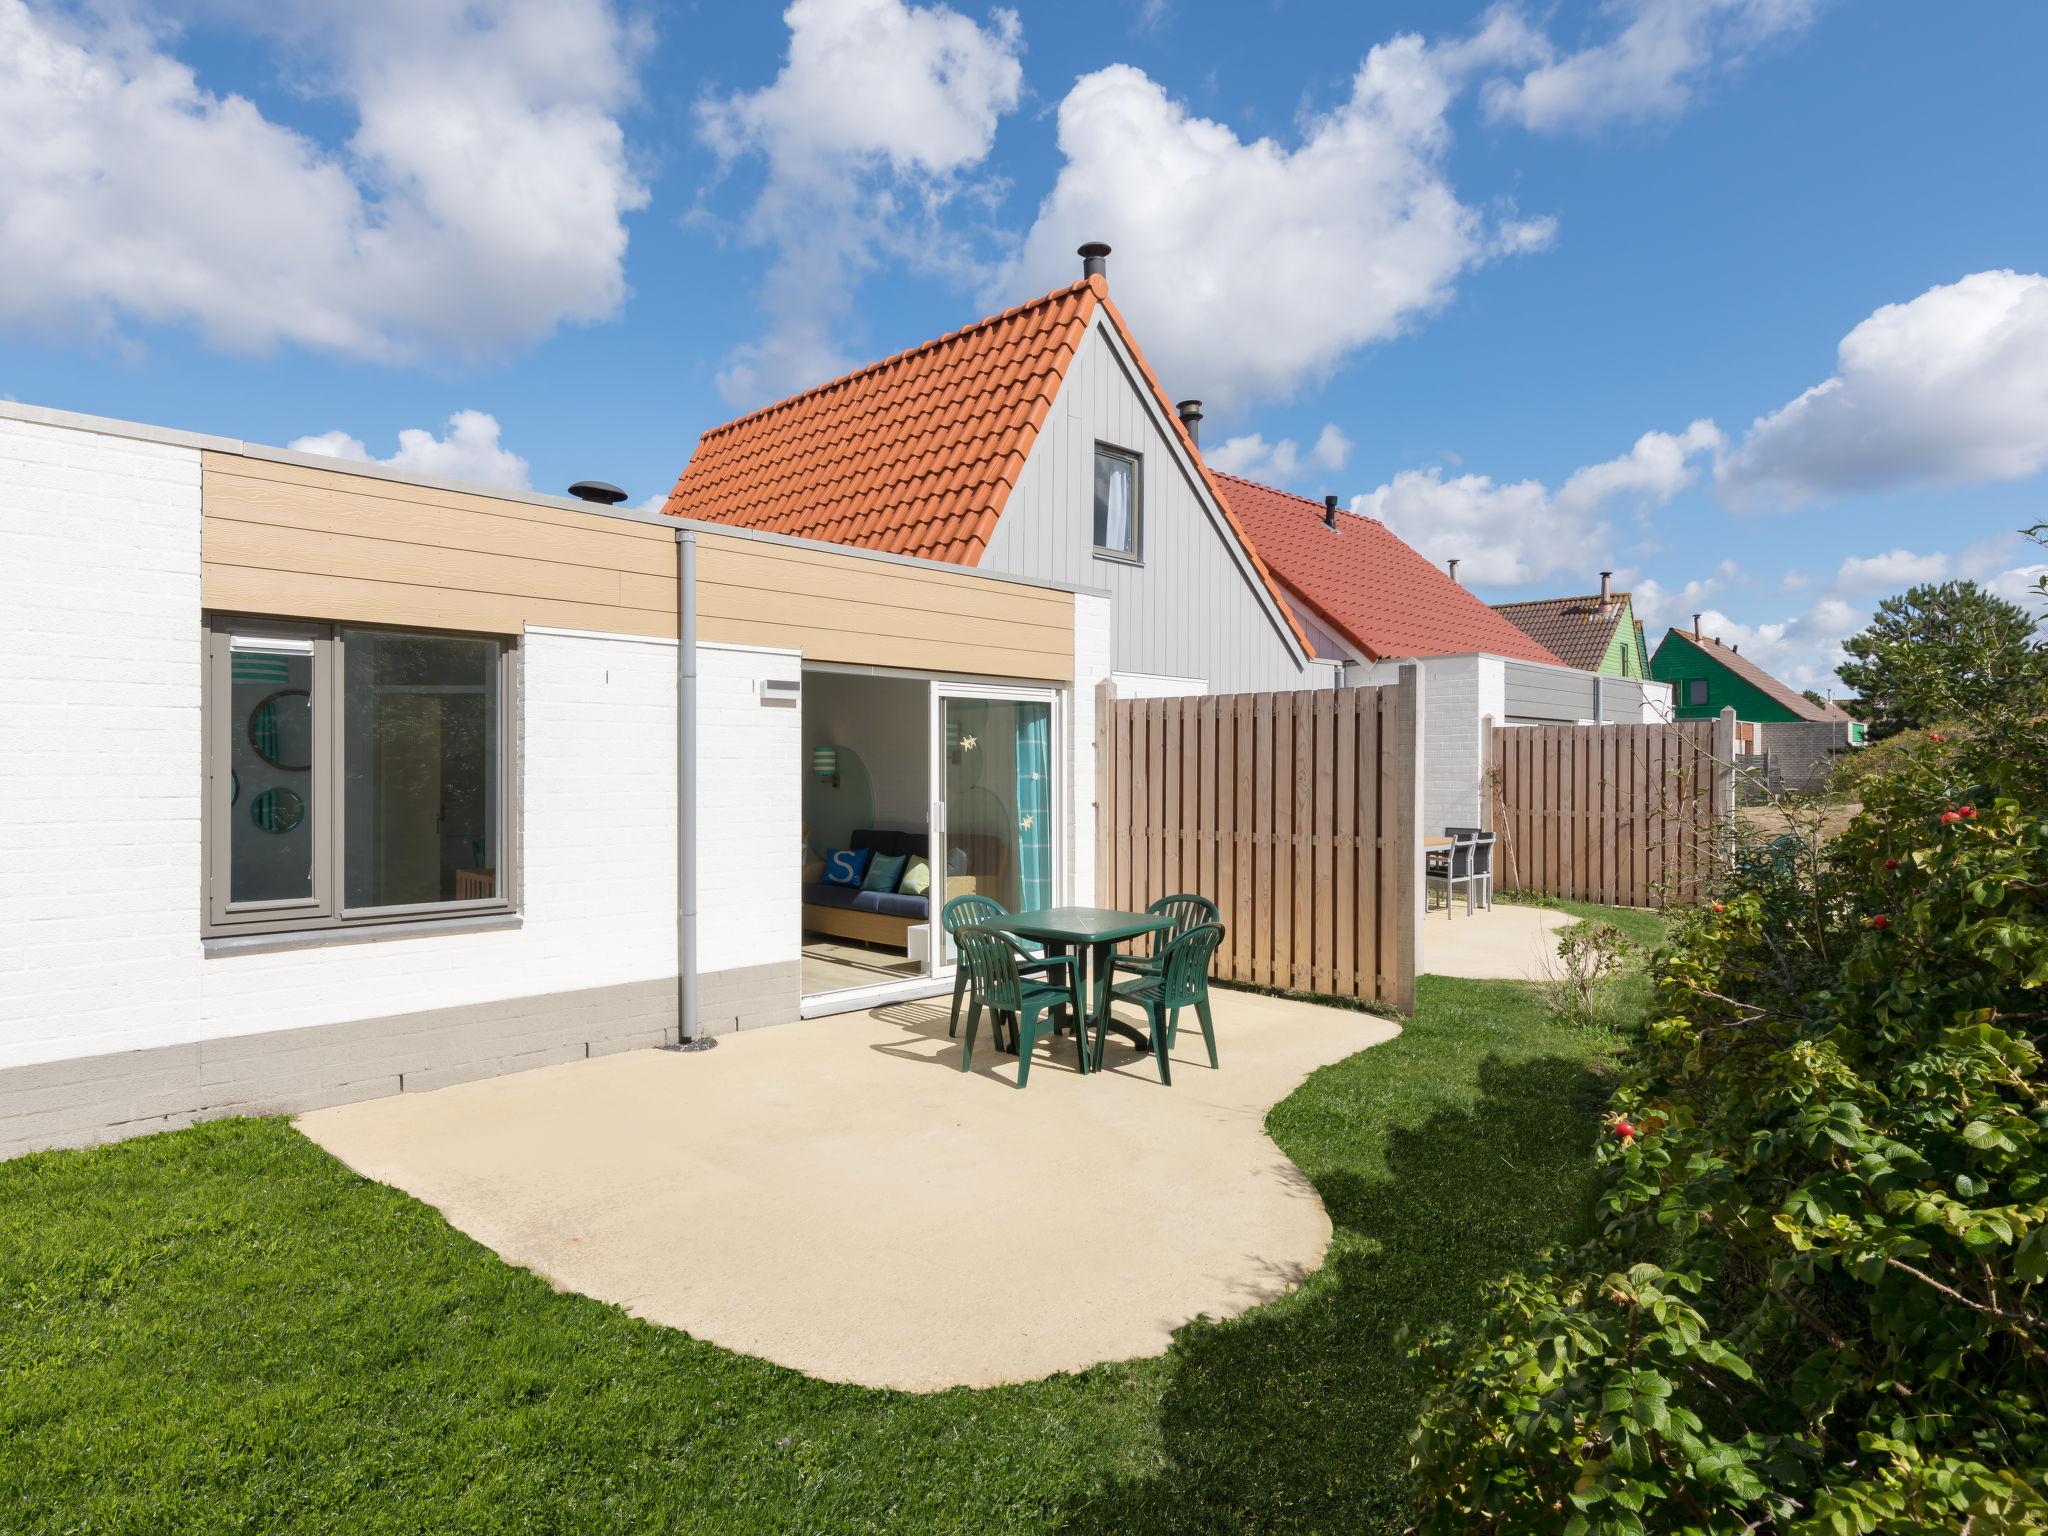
[
  {"xmin": 200, "ymin": 451, "xmax": 1074, "ymax": 677},
  {"xmin": 697, "ymin": 534, "xmax": 1074, "ymax": 681},
  {"xmin": 201, "ymin": 452, "xmax": 678, "ymax": 637}
]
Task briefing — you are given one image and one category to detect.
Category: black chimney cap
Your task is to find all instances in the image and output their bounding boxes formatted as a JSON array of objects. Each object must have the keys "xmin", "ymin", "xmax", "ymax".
[
  {"xmin": 1323, "ymin": 494, "xmax": 1338, "ymax": 529},
  {"xmin": 567, "ymin": 480, "xmax": 627, "ymax": 506},
  {"xmin": 1078, "ymin": 241, "xmax": 1111, "ymax": 279}
]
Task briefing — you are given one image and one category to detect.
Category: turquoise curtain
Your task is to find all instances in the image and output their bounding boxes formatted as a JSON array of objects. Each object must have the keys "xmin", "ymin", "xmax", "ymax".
[{"xmin": 1014, "ymin": 704, "xmax": 1052, "ymax": 911}]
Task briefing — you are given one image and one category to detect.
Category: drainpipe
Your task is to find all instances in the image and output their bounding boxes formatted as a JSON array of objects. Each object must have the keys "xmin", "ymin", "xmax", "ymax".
[{"xmin": 676, "ymin": 528, "xmax": 700, "ymax": 1043}]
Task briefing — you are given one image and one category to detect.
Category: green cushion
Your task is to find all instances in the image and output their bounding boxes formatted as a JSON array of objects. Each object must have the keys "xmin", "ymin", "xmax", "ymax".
[
  {"xmin": 862, "ymin": 852, "xmax": 909, "ymax": 893},
  {"xmin": 898, "ymin": 855, "xmax": 930, "ymax": 896}
]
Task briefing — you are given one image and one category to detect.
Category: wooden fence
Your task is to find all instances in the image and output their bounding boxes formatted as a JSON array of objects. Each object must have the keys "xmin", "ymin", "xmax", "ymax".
[
  {"xmin": 1487, "ymin": 710, "xmax": 1734, "ymax": 908},
  {"xmin": 1096, "ymin": 673, "xmax": 1420, "ymax": 1012}
]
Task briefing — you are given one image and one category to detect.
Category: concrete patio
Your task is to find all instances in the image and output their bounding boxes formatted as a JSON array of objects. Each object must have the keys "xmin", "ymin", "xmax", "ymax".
[
  {"xmin": 299, "ymin": 987, "xmax": 1398, "ymax": 1392},
  {"xmin": 1419, "ymin": 900, "xmax": 1575, "ymax": 981}
]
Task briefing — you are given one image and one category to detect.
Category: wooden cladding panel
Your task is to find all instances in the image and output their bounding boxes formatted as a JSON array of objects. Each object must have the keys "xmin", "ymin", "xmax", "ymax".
[
  {"xmin": 201, "ymin": 453, "xmax": 1076, "ymax": 676},
  {"xmin": 1489, "ymin": 718, "xmax": 1729, "ymax": 909},
  {"xmin": 695, "ymin": 533, "xmax": 1073, "ymax": 681},
  {"xmin": 1098, "ymin": 683, "xmax": 1413, "ymax": 1008},
  {"xmin": 202, "ymin": 451, "xmax": 675, "ymax": 636}
]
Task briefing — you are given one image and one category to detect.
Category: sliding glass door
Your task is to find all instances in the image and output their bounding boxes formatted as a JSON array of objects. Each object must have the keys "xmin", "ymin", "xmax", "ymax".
[{"xmin": 930, "ymin": 685, "xmax": 1060, "ymax": 970}]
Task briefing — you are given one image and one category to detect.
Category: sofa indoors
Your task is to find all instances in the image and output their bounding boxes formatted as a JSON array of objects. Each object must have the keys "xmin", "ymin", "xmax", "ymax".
[{"xmin": 801, "ymin": 828, "xmax": 1007, "ymax": 950}]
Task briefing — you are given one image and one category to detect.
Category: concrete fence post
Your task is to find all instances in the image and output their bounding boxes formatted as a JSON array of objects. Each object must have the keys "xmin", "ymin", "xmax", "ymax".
[
  {"xmin": 1714, "ymin": 706, "xmax": 1738, "ymax": 823},
  {"xmin": 1394, "ymin": 663, "xmax": 1425, "ymax": 1015},
  {"xmin": 1094, "ymin": 679, "xmax": 1116, "ymax": 906}
]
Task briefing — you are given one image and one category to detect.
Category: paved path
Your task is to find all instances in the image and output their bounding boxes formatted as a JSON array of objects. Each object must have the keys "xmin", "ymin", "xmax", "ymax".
[
  {"xmin": 300, "ymin": 989, "xmax": 1397, "ymax": 1391},
  {"xmin": 1420, "ymin": 902, "xmax": 1576, "ymax": 981}
]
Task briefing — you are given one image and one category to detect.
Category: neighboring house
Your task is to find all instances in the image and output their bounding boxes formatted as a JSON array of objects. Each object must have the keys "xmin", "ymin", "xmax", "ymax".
[
  {"xmin": 664, "ymin": 245, "xmax": 1331, "ymax": 698},
  {"xmin": 1651, "ymin": 620, "xmax": 1865, "ymax": 793},
  {"xmin": 1492, "ymin": 574, "xmax": 1652, "ymax": 680},
  {"xmin": 0, "ymin": 400, "xmax": 1117, "ymax": 1158},
  {"xmin": 1220, "ymin": 475, "xmax": 1671, "ymax": 831}
]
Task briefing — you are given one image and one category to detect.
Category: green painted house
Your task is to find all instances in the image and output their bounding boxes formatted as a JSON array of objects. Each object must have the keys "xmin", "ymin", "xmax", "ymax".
[
  {"xmin": 1492, "ymin": 574, "xmax": 1650, "ymax": 678},
  {"xmin": 1650, "ymin": 624, "xmax": 1867, "ymax": 743}
]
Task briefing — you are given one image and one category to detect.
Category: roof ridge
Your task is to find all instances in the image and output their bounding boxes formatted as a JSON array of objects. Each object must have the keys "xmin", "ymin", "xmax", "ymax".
[{"xmin": 698, "ymin": 277, "xmax": 1099, "ymax": 443}]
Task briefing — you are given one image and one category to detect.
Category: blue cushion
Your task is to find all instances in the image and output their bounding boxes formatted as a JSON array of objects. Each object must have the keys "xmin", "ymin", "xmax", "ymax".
[
  {"xmin": 823, "ymin": 847, "xmax": 872, "ymax": 887},
  {"xmin": 802, "ymin": 883, "xmax": 859, "ymax": 910},
  {"xmin": 849, "ymin": 890, "xmax": 929, "ymax": 919},
  {"xmin": 863, "ymin": 852, "xmax": 909, "ymax": 893}
]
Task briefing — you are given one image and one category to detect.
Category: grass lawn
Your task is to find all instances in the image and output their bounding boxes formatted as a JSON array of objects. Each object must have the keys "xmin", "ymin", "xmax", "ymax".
[{"xmin": 0, "ymin": 904, "xmax": 1663, "ymax": 1534}]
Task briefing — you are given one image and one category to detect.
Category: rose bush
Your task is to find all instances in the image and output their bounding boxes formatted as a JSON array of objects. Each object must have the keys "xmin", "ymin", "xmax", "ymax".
[{"xmin": 1408, "ymin": 713, "xmax": 2048, "ymax": 1533}]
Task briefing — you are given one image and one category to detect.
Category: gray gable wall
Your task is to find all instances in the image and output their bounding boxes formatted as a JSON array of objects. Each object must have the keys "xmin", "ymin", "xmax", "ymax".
[{"xmin": 978, "ymin": 318, "xmax": 1319, "ymax": 694}]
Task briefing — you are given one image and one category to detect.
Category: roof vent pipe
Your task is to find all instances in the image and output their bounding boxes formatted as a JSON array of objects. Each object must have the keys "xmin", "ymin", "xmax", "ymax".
[
  {"xmin": 1599, "ymin": 570, "xmax": 1613, "ymax": 609},
  {"xmin": 1448, "ymin": 558, "xmax": 1460, "ymax": 584},
  {"xmin": 568, "ymin": 480, "xmax": 627, "ymax": 505},
  {"xmin": 1175, "ymin": 399, "xmax": 1203, "ymax": 445},
  {"xmin": 1078, "ymin": 241, "xmax": 1111, "ymax": 280},
  {"xmin": 1323, "ymin": 494, "xmax": 1338, "ymax": 530},
  {"xmin": 1693, "ymin": 612, "xmax": 1703, "ymax": 640}
]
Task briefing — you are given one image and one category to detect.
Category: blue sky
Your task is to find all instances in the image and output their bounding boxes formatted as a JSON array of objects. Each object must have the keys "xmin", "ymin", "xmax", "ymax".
[{"xmin": 4, "ymin": 0, "xmax": 2045, "ymax": 691}]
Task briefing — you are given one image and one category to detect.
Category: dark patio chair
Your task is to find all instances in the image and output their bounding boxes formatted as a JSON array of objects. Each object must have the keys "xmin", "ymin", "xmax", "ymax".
[
  {"xmin": 955, "ymin": 924, "xmax": 1087, "ymax": 1087},
  {"xmin": 940, "ymin": 893, "xmax": 1050, "ymax": 1040},
  {"xmin": 1101, "ymin": 922, "xmax": 1224, "ymax": 1086}
]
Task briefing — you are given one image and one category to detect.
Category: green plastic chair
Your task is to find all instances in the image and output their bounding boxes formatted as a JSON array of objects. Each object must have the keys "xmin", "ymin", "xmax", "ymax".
[
  {"xmin": 941, "ymin": 893, "xmax": 1051, "ymax": 1040},
  {"xmin": 1101, "ymin": 922, "xmax": 1224, "ymax": 1086},
  {"xmin": 1109, "ymin": 893, "xmax": 1220, "ymax": 981},
  {"xmin": 955, "ymin": 924, "xmax": 1088, "ymax": 1087}
]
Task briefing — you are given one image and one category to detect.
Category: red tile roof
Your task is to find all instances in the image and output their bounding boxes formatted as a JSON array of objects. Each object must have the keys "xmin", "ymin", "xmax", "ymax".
[
  {"xmin": 1217, "ymin": 473, "xmax": 1565, "ymax": 665},
  {"xmin": 1491, "ymin": 593, "xmax": 1637, "ymax": 673},
  {"xmin": 662, "ymin": 276, "xmax": 1310, "ymax": 654}
]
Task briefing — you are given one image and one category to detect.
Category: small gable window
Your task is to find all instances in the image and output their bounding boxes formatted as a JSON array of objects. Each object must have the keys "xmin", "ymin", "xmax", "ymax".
[
  {"xmin": 1093, "ymin": 445, "xmax": 1140, "ymax": 560},
  {"xmin": 1686, "ymin": 678, "xmax": 1710, "ymax": 706}
]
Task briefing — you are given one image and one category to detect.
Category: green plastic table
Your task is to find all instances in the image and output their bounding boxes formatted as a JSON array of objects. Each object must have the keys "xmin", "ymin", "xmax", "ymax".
[{"xmin": 998, "ymin": 906, "xmax": 1174, "ymax": 1065}]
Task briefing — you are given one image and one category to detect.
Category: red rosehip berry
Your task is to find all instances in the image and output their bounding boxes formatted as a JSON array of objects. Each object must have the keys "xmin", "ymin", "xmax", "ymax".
[
  {"xmin": 1927, "ymin": 731, "xmax": 1948, "ymax": 742},
  {"xmin": 1959, "ymin": 805, "xmax": 1975, "ymax": 818},
  {"xmin": 1940, "ymin": 811, "xmax": 1960, "ymax": 825},
  {"xmin": 1883, "ymin": 858, "xmax": 1898, "ymax": 871},
  {"xmin": 1613, "ymin": 1120, "xmax": 1636, "ymax": 1140},
  {"xmin": 1870, "ymin": 914, "xmax": 1890, "ymax": 930},
  {"xmin": 1712, "ymin": 901, "xmax": 1725, "ymax": 913}
]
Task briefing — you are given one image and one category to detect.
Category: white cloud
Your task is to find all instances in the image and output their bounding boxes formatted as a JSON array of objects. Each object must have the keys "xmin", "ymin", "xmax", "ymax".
[
  {"xmin": 290, "ymin": 411, "xmax": 530, "ymax": 490},
  {"xmin": 1207, "ymin": 422, "xmax": 1352, "ymax": 482},
  {"xmin": 1355, "ymin": 420, "xmax": 1722, "ymax": 585},
  {"xmin": 1483, "ymin": 0, "xmax": 1821, "ymax": 134},
  {"xmin": 699, "ymin": 0, "xmax": 1024, "ymax": 403},
  {"xmin": 1718, "ymin": 270, "xmax": 2048, "ymax": 505},
  {"xmin": 0, "ymin": 0, "xmax": 649, "ymax": 361},
  {"xmin": 1835, "ymin": 548, "xmax": 1949, "ymax": 589},
  {"xmin": 998, "ymin": 17, "xmax": 1551, "ymax": 408}
]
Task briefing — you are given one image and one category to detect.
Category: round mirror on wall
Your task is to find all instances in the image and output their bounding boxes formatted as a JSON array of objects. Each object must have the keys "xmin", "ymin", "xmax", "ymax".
[
  {"xmin": 248, "ymin": 689, "xmax": 313, "ymax": 771},
  {"xmin": 248, "ymin": 787, "xmax": 305, "ymax": 834}
]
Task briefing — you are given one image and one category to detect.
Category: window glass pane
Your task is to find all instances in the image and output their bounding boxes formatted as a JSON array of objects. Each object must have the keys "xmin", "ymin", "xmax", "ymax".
[
  {"xmin": 941, "ymin": 696, "xmax": 1054, "ymax": 917},
  {"xmin": 343, "ymin": 631, "xmax": 500, "ymax": 909},
  {"xmin": 1093, "ymin": 449, "xmax": 1134, "ymax": 553},
  {"xmin": 229, "ymin": 643, "xmax": 315, "ymax": 904}
]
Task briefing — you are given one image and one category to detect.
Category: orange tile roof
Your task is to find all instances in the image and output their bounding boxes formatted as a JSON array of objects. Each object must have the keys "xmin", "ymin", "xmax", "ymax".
[
  {"xmin": 663, "ymin": 276, "xmax": 1311, "ymax": 655},
  {"xmin": 1218, "ymin": 473, "xmax": 1565, "ymax": 666}
]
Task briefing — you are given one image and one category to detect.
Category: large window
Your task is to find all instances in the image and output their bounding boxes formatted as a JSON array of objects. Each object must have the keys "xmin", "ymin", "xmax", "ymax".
[
  {"xmin": 206, "ymin": 618, "xmax": 514, "ymax": 934},
  {"xmin": 1092, "ymin": 445, "xmax": 1140, "ymax": 560}
]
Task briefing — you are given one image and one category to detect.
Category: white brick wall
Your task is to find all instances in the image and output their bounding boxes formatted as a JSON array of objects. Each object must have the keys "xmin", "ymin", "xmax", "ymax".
[
  {"xmin": 1357, "ymin": 654, "xmax": 1500, "ymax": 833},
  {"xmin": 695, "ymin": 642, "xmax": 801, "ymax": 976},
  {"xmin": 0, "ymin": 419, "xmax": 205, "ymax": 1068},
  {"xmin": 194, "ymin": 628, "xmax": 680, "ymax": 1041},
  {"xmin": 1070, "ymin": 593, "xmax": 1112, "ymax": 905}
]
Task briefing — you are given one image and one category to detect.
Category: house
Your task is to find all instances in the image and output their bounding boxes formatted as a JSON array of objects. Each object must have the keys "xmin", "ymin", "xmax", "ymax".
[
  {"xmin": 664, "ymin": 244, "xmax": 1333, "ymax": 699},
  {"xmin": 1650, "ymin": 618, "xmax": 1865, "ymax": 792},
  {"xmin": 1221, "ymin": 476, "xmax": 1671, "ymax": 828},
  {"xmin": 0, "ymin": 399, "xmax": 1120, "ymax": 1158},
  {"xmin": 1492, "ymin": 574, "xmax": 1651, "ymax": 680}
]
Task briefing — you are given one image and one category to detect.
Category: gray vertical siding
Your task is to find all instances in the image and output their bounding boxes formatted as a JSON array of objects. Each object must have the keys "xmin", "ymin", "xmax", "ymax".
[
  {"xmin": 1504, "ymin": 660, "xmax": 1598, "ymax": 723},
  {"xmin": 980, "ymin": 320, "xmax": 1317, "ymax": 694}
]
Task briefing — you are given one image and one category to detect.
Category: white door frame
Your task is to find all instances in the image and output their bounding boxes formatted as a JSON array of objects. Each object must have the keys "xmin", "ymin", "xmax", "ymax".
[{"xmin": 929, "ymin": 679, "xmax": 1065, "ymax": 979}]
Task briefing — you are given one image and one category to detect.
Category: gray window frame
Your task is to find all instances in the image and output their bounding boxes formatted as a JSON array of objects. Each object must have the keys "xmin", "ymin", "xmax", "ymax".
[
  {"xmin": 1091, "ymin": 442, "xmax": 1143, "ymax": 563},
  {"xmin": 203, "ymin": 615, "xmax": 519, "ymax": 937}
]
